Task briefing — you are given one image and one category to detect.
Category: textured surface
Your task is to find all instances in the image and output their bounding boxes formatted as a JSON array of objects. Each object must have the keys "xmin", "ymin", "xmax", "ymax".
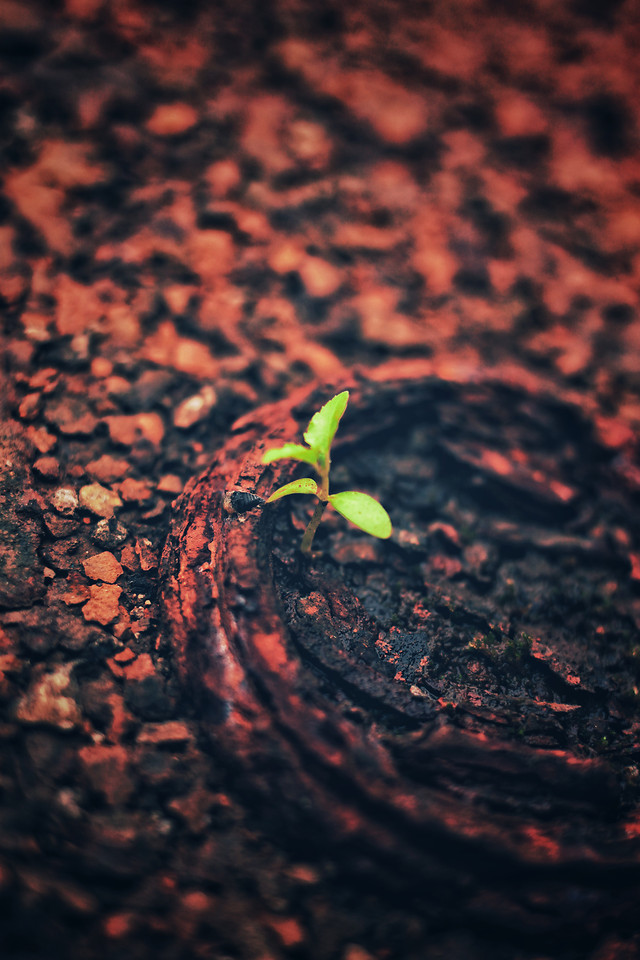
[
  {"xmin": 163, "ymin": 376, "xmax": 640, "ymax": 956},
  {"xmin": 1, "ymin": 0, "xmax": 640, "ymax": 957}
]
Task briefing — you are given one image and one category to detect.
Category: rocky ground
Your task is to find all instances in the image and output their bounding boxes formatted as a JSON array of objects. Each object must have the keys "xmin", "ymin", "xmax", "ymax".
[{"xmin": 1, "ymin": 1, "xmax": 640, "ymax": 958}]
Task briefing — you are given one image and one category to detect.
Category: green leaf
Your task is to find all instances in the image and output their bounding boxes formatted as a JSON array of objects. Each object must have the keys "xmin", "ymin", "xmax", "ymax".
[
  {"xmin": 262, "ymin": 443, "xmax": 317, "ymax": 466},
  {"xmin": 329, "ymin": 491, "xmax": 392, "ymax": 539},
  {"xmin": 303, "ymin": 390, "xmax": 349, "ymax": 462},
  {"xmin": 266, "ymin": 478, "xmax": 318, "ymax": 502}
]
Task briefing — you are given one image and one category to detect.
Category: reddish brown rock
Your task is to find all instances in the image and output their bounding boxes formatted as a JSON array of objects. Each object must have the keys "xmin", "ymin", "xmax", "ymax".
[
  {"xmin": 0, "ymin": 263, "xmax": 29, "ymax": 308},
  {"xmin": 120, "ymin": 543, "xmax": 139, "ymax": 572},
  {"xmin": 26, "ymin": 426, "xmax": 57, "ymax": 454},
  {"xmin": 112, "ymin": 606, "xmax": 132, "ymax": 640},
  {"xmin": 6, "ymin": 140, "xmax": 104, "ymax": 254},
  {"xmin": 54, "ymin": 273, "xmax": 104, "ymax": 336},
  {"xmin": 20, "ymin": 310, "xmax": 51, "ymax": 341},
  {"xmin": 105, "ymin": 412, "xmax": 165, "ymax": 448},
  {"xmin": 331, "ymin": 540, "xmax": 382, "ymax": 565},
  {"xmin": 106, "ymin": 658, "xmax": 125, "ymax": 679},
  {"xmin": 146, "ymin": 102, "xmax": 198, "ymax": 136},
  {"xmin": 142, "ymin": 321, "xmax": 220, "ymax": 380},
  {"xmin": 286, "ymin": 118, "xmax": 333, "ymax": 169},
  {"xmin": 297, "ymin": 255, "xmax": 342, "ymax": 298},
  {"xmin": 33, "ymin": 456, "xmax": 60, "ymax": 480},
  {"xmin": 189, "ymin": 231, "xmax": 235, "ymax": 286},
  {"xmin": 82, "ymin": 551, "xmax": 123, "ymax": 583},
  {"xmin": 204, "ymin": 158, "xmax": 241, "ymax": 197},
  {"xmin": 45, "ymin": 396, "xmax": 98, "ymax": 436},
  {"xmin": 85, "ymin": 455, "xmax": 130, "ymax": 483},
  {"xmin": 269, "ymin": 239, "xmax": 302, "ymax": 274},
  {"xmin": 103, "ymin": 913, "xmax": 135, "ymax": 939},
  {"xmin": 428, "ymin": 554, "xmax": 463, "ymax": 578},
  {"xmin": 156, "ymin": 474, "xmax": 183, "ymax": 495},
  {"xmin": 56, "ymin": 879, "xmax": 98, "ymax": 916},
  {"xmin": 343, "ymin": 946, "xmax": 375, "ymax": 960},
  {"xmin": 18, "ymin": 486, "xmax": 46, "ymax": 514},
  {"xmin": 427, "ymin": 521, "xmax": 461, "ymax": 549},
  {"xmin": 166, "ymin": 784, "xmax": 214, "ymax": 834},
  {"xmin": 116, "ymin": 477, "xmax": 153, "ymax": 503},
  {"xmin": 78, "ymin": 743, "xmax": 134, "ymax": 805},
  {"xmin": 58, "ymin": 575, "xmax": 91, "ymax": 606},
  {"xmin": 180, "ymin": 890, "xmax": 214, "ymax": 914},
  {"xmin": 264, "ymin": 914, "xmax": 305, "ymax": 949},
  {"xmin": 90, "ymin": 357, "xmax": 113, "ymax": 378},
  {"xmin": 19, "ymin": 392, "xmax": 41, "ymax": 420},
  {"xmin": 137, "ymin": 720, "xmax": 193, "ymax": 745},
  {"xmin": 28, "ymin": 368, "xmax": 59, "ymax": 392},
  {"xmin": 123, "ymin": 653, "xmax": 156, "ymax": 681},
  {"xmin": 279, "ymin": 40, "xmax": 427, "ymax": 145},
  {"xmin": 113, "ymin": 648, "xmax": 135, "ymax": 663},
  {"xmin": 395, "ymin": 528, "xmax": 422, "ymax": 552},
  {"xmin": 162, "ymin": 285, "xmax": 195, "ymax": 315},
  {"xmin": 135, "ymin": 538, "xmax": 158, "ymax": 571},
  {"xmin": 104, "ymin": 376, "xmax": 131, "ymax": 396},
  {"xmin": 82, "ymin": 584, "xmax": 122, "ymax": 625}
]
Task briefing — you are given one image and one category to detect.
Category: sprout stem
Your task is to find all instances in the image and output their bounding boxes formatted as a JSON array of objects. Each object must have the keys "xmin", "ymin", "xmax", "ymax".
[{"xmin": 300, "ymin": 499, "xmax": 328, "ymax": 554}]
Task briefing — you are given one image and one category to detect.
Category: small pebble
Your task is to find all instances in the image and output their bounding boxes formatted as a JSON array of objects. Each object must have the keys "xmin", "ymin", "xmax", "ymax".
[
  {"xmin": 157, "ymin": 474, "xmax": 183, "ymax": 494},
  {"xmin": 15, "ymin": 663, "xmax": 81, "ymax": 731},
  {"xmin": 33, "ymin": 456, "xmax": 60, "ymax": 480},
  {"xmin": 298, "ymin": 256, "xmax": 341, "ymax": 298},
  {"xmin": 82, "ymin": 584, "xmax": 122, "ymax": 625},
  {"xmin": 51, "ymin": 487, "xmax": 78, "ymax": 516},
  {"xmin": 90, "ymin": 357, "xmax": 113, "ymax": 378},
  {"xmin": 146, "ymin": 102, "xmax": 198, "ymax": 136},
  {"xmin": 79, "ymin": 483, "xmax": 122, "ymax": 518},
  {"xmin": 19, "ymin": 392, "xmax": 41, "ymax": 420},
  {"xmin": 85, "ymin": 454, "xmax": 129, "ymax": 483},
  {"xmin": 204, "ymin": 158, "xmax": 241, "ymax": 197},
  {"xmin": 117, "ymin": 477, "xmax": 153, "ymax": 503},
  {"xmin": 92, "ymin": 518, "xmax": 128, "ymax": 548},
  {"xmin": 137, "ymin": 720, "xmax": 192, "ymax": 744},
  {"xmin": 331, "ymin": 541, "xmax": 381, "ymax": 565},
  {"xmin": 135, "ymin": 538, "xmax": 158, "ymax": 571},
  {"xmin": 45, "ymin": 397, "xmax": 98, "ymax": 436},
  {"xmin": 83, "ymin": 551, "xmax": 123, "ymax": 584},
  {"xmin": 113, "ymin": 648, "xmax": 135, "ymax": 663},
  {"xmin": 173, "ymin": 385, "xmax": 217, "ymax": 429},
  {"xmin": 27, "ymin": 426, "xmax": 57, "ymax": 454},
  {"xmin": 105, "ymin": 412, "xmax": 165, "ymax": 448}
]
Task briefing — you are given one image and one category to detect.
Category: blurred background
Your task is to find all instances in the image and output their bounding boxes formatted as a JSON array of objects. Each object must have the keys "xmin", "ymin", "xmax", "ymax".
[{"xmin": 1, "ymin": 0, "xmax": 639, "ymax": 958}]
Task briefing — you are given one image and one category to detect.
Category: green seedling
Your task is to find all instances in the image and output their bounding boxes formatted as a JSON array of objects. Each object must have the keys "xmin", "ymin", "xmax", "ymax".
[{"xmin": 262, "ymin": 390, "xmax": 392, "ymax": 554}]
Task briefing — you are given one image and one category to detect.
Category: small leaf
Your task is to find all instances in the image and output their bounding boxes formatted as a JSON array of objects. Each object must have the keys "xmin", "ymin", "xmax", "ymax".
[
  {"xmin": 303, "ymin": 391, "xmax": 349, "ymax": 462},
  {"xmin": 329, "ymin": 491, "xmax": 392, "ymax": 539},
  {"xmin": 262, "ymin": 443, "xmax": 317, "ymax": 466},
  {"xmin": 266, "ymin": 478, "xmax": 318, "ymax": 502}
]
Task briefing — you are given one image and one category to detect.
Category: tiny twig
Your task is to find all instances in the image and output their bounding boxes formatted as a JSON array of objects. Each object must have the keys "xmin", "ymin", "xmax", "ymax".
[{"xmin": 300, "ymin": 499, "xmax": 328, "ymax": 554}]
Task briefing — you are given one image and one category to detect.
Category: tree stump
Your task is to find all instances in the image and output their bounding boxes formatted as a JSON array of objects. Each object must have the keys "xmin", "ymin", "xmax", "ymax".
[{"xmin": 162, "ymin": 370, "xmax": 640, "ymax": 958}]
